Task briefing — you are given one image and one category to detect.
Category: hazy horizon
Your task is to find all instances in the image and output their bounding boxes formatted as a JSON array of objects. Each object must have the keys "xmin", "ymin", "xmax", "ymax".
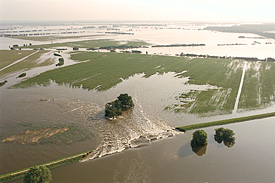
[{"xmin": 1, "ymin": 0, "xmax": 274, "ymax": 23}]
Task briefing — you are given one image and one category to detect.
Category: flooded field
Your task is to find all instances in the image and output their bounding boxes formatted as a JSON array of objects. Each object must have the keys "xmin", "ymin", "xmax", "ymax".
[{"xmin": 1, "ymin": 22, "xmax": 275, "ymax": 182}]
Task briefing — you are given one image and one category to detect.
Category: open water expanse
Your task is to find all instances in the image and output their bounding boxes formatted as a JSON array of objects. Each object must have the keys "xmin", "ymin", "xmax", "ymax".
[{"xmin": 1, "ymin": 22, "xmax": 275, "ymax": 182}]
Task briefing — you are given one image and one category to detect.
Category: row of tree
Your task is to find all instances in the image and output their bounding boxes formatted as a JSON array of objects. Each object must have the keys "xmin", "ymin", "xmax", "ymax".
[{"xmin": 191, "ymin": 128, "xmax": 235, "ymax": 149}]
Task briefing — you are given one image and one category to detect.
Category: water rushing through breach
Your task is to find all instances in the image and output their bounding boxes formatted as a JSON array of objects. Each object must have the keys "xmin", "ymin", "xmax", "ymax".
[{"xmin": 84, "ymin": 97, "xmax": 180, "ymax": 160}]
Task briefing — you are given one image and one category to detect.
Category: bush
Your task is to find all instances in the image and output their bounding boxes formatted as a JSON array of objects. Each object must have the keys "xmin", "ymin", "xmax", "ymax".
[
  {"xmin": 18, "ymin": 73, "xmax": 26, "ymax": 78},
  {"xmin": 56, "ymin": 58, "xmax": 64, "ymax": 66}
]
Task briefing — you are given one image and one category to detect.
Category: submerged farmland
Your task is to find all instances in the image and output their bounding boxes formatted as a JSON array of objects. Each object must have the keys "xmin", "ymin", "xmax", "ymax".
[{"xmin": 13, "ymin": 51, "xmax": 275, "ymax": 115}]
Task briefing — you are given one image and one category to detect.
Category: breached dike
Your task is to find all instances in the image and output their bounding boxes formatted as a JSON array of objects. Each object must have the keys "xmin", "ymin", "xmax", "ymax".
[
  {"xmin": 81, "ymin": 98, "xmax": 181, "ymax": 161},
  {"xmin": 80, "ymin": 129, "xmax": 178, "ymax": 161}
]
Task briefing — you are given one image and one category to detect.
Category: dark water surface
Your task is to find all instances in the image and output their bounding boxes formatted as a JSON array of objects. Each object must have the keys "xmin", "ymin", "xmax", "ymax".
[{"xmin": 51, "ymin": 117, "xmax": 275, "ymax": 183}]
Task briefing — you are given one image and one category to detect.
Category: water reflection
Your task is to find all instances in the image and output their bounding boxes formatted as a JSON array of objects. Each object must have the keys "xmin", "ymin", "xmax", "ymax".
[
  {"xmin": 191, "ymin": 144, "xmax": 207, "ymax": 156},
  {"xmin": 224, "ymin": 140, "xmax": 235, "ymax": 148},
  {"xmin": 177, "ymin": 141, "xmax": 207, "ymax": 157}
]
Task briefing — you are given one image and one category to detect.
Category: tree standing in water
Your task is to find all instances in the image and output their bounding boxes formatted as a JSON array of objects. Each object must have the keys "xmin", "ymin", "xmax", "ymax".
[{"xmin": 24, "ymin": 166, "xmax": 52, "ymax": 183}]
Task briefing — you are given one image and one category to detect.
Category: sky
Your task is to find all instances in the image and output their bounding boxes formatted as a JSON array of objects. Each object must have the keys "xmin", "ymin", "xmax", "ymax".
[{"xmin": 0, "ymin": 0, "xmax": 274, "ymax": 23}]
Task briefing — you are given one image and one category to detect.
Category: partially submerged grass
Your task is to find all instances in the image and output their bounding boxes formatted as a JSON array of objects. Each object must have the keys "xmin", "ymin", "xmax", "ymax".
[
  {"xmin": 0, "ymin": 50, "xmax": 54, "ymax": 78},
  {"xmin": 239, "ymin": 62, "xmax": 275, "ymax": 110},
  {"xmin": 1, "ymin": 123, "xmax": 93, "ymax": 145},
  {"xmin": 13, "ymin": 35, "xmax": 99, "ymax": 42},
  {"xmin": 22, "ymin": 39, "xmax": 149, "ymax": 49},
  {"xmin": 176, "ymin": 112, "xmax": 275, "ymax": 131},
  {"xmin": 0, "ymin": 50, "xmax": 36, "ymax": 69},
  {"xmin": 12, "ymin": 52, "xmax": 275, "ymax": 115}
]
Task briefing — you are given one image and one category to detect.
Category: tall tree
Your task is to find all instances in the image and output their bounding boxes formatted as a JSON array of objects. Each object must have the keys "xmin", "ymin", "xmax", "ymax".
[
  {"xmin": 24, "ymin": 166, "xmax": 52, "ymax": 183},
  {"xmin": 191, "ymin": 130, "xmax": 208, "ymax": 147}
]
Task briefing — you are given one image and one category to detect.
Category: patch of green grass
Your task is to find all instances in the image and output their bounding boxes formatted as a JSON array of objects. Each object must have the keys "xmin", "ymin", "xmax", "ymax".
[
  {"xmin": 0, "ymin": 50, "xmax": 54, "ymax": 78},
  {"xmin": 22, "ymin": 39, "xmax": 149, "ymax": 49},
  {"xmin": 0, "ymin": 50, "xmax": 36, "ymax": 68},
  {"xmin": 176, "ymin": 112, "xmax": 275, "ymax": 132}
]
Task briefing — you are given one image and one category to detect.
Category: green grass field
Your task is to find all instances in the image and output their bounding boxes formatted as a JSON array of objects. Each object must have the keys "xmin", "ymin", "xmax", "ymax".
[
  {"xmin": 12, "ymin": 52, "xmax": 275, "ymax": 115},
  {"xmin": 22, "ymin": 39, "xmax": 149, "ymax": 49},
  {"xmin": 0, "ymin": 50, "xmax": 36, "ymax": 69},
  {"xmin": 0, "ymin": 50, "xmax": 54, "ymax": 78}
]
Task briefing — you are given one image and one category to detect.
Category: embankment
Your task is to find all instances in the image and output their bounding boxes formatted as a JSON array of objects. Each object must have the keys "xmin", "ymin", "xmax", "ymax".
[
  {"xmin": 176, "ymin": 112, "xmax": 275, "ymax": 132},
  {"xmin": 0, "ymin": 150, "xmax": 93, "ymax": 183}
]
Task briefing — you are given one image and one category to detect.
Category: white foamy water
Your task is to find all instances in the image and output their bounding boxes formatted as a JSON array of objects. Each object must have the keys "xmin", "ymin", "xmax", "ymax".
[{"xmin": 82, "ymin": 97, "xmax": 180, "ymax": 161}]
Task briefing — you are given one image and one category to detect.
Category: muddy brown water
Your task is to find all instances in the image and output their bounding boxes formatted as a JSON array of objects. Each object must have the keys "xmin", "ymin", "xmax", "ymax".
[
  {"xmin": 49, "ymin": 117, "xmax": 275, "ymax": 183},
  {"xmin": 1, "ymin": 73, "xmax": 275, "ymax": 182},
  {"xmin": 0, "ymin": 72, "xmax": 210, "ymax": 174}
]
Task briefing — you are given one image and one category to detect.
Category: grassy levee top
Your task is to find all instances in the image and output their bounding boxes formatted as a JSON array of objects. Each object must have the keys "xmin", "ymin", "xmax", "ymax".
[
  {"xmin": 0, "ymin": 150, "xmax": 93, "ymax": 183},
  {"xmin": 12, "ymin": 51, "xmax": 275, "ymax": 114},
  {"xmin": 176, "ymin": 112, "xmax": 275, "ymax": 132}
]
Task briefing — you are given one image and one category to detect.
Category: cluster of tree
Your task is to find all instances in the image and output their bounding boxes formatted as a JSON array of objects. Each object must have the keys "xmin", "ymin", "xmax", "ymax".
[
  {"xmin": 214, "ymin": 128, "xmax": 235, "ymax": 147},
  {"xmin": 217, "ymin": 43, "xmax": 247, "ymax": 46},
  {"xmin": 18, "ymin": 73, "xmax": 26, "ymax": 78},
  {"xmin": 152, "ymin": 43, "xmax": 206, "ymax": 48},
  {"xmin": 22, "ymin": 43, "xmax": 32, "ymax": 47},
  {"xmin": 180, "ymin": 52, "xmax": 275, "ymax": 62},
  {"xmin": 99, "ymin": 45, "xmax": 141, "ymax": 50},
  {"xmin": 24, "ymin": 166, "xmax": 52, "ymax": 183},
  {"xmin": 105, "ymin": 93, "xmax": 134, "ymax": 119},
  {"xmin": 105, "ymin": 32, "xmax": 134, "ymax": 35},
  {"xmin": 131, "ymin": 50, "xmax": 142, "ymax": 53},
  {"xmin": 53, "ymin": 53, "xmax": 61, "ymax": 57},
  {"xmin": 191, "ymin": 128, "xmax": 236, "ymax": 155},
  {"xmin": 56, "ymin": 58, "xmax": 64, "ymax": 66},
  {"xmin": 0, "ymin": 80, "xmax": 7, "ymax": 87}
]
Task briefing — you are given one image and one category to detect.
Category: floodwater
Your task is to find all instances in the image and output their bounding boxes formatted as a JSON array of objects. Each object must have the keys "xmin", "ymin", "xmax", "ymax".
[
  {"xmin": 51, "ymin": 117, "xmax": 275, "ymax": 183},
  {"xmin": 1, "ymin": 22, "xmax": 275, "ymax": 182},
  {"xmin": 0, "ymin": 72, "xmax": 216, "ymax": 174}
]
